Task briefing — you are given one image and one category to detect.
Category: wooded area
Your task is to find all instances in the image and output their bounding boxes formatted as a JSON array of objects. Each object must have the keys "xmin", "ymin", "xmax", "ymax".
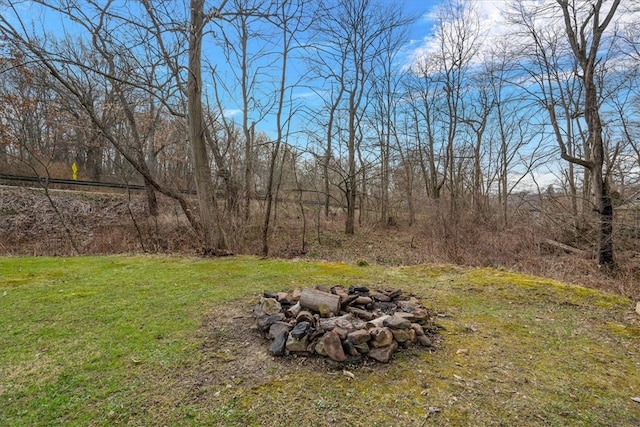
[{"xmin": 1, "ymin": 0, "xmax": 639, "ymax": 274}]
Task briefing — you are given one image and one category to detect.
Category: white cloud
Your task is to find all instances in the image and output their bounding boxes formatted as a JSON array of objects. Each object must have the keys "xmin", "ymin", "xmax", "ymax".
[
  {"xmin": 223, "ymin": 109, "xmax": 242, "ymax": 118},
  {"xmin": 408, "ymin": 0, "xmax": 640, "ymax": 72}
]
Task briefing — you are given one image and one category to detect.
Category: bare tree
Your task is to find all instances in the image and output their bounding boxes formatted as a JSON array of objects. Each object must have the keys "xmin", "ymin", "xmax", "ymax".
[
  {"xmin": 261, "ymin": 0, "xmax": 307, "ymax": 256},
  {"xmin": 512, "ymin": 0, "xmax": 621, "ymax": 268},
  {"xmin": 312, "ymin": 0, "xmax": 406, "ymax": 234}
]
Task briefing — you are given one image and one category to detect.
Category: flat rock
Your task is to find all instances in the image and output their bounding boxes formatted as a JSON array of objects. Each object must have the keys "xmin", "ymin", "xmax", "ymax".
[
  {"xmin": 384, "ymin": 314, "xmax": 412, "ymax": 330},
  {"xmin": 394, "ymin": 311, "xmax": 417, "ymax": 322},
  {"xmin": 368, "ymin": 341, "xmax": 398, "ymax": 363},
  {"xmin": 333, "ymin": 326, "xmax": 348, "ymax": 340},
  {"xmin": 347, "ymin": 329, "xmax": 371, "ymax": 345}
]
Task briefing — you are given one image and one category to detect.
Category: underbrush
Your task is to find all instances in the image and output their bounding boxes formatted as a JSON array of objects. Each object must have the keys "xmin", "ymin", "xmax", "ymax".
[{"xmin": 1, "ymin": 186, "xmax": 638, "ymax": 299}]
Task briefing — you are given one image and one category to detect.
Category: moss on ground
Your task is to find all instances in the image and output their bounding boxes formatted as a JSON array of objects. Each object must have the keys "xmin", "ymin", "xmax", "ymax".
[{"xmin": 1, "ymin": 256, "xmax": 639, "ymax": 426}]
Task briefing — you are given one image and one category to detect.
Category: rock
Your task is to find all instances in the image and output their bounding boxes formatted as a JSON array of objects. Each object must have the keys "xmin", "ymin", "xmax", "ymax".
[
  {"xmin": 375, "ymin": 302, "xmax": 397, "ymax": 313},
  {"xmin": 333, "ymin": 326, "xmax": 348, "ymax": 340},
  {"xmin": 391, "ymin": 328, "xmax": 411, "ymax": 343},
  {"xmin": 331, "ymin": 286, "xmax": 350, "ymax": 299},
  {"xmin": 286, "ymin": 334, "xmax": 309, "ymax": 352},
  {"xmin": 636, "ymin": 302, "xmax": 640, "ymax": 316},
  {"xmin": 377, "ymin": 288, "xmax": 402, "ymax": 299},
  {"xmin": 253, "ymin": 304, "xmax": 263, "ymax": 316},
  {"xmin": 277, "ymin": 292, "xmax": 292, "ymax": 305},
  {"xmin": 408, "ymin": 328, "xmax": 417, "ymax": 343},
  {"xmin": 257, "ymin": 313, "xmax": 285, "ymax": 334},
  {"xmin": 417, "ymin": 335, "xmax": 433, "ymax": 347},
  {"xmin": 394, "ymin": 311, "xmax": 417, "ymax": 322},
  {"xmin": 321, "ymin": 331, "xmax": 347, "ymax": 362},
  {"xmin": 291, "ymin": 321, "xmax": 311, "ymax": 339},
  {"xmin": 342, "ymin": 339, "xmax": 359, "ymax": 357},
  {"xmin": 411, "ymin": 308, "xmax": 431, "ymax": 323},
  {"xmin": 383, "ymin": 314, "xmax": 412, "ymax": 330},
  {"xmin": 411, "ymin": 323, "xmax": 425, "ymax": 336},
  {"xmin": 370, "ymin": 327, "xmax": 394, "ymax": 348},
  {"xmin": 353, "ymin": 296, "xmax": 373, "ymax": 306},
  {"xmin": 291, "ymin": 288, "xmax": 302, "ymax": 301},
  {"xmin": 371, "ymin": 292, "xmax": 391, "ymax": 302},
  {"xmin": 348, "ymin": 285, "xmax": 370, "ymax": 295},
  {"xmin": 347, "ymin": 329, "xmax": 371, "ymax": 345},
  {"xmin": 314, "ymin": 336, "xmax": 328, "ymax": 356},
  {"xmin": 269, "ymin": 330, "xmax": 288, "ymax": 356},
  {"xmin": 268, "ymin": 321, "xmax": 292, "ymax": 339},
  {"xmin": 341, "ymin": 294, "xmax": 360, "ymax": 306},
  {"xmin": 261, "ymin": 298, "xmax": 282, "ymax": 315},
  {"xmin": 368, "ymin": 341, "xmax": 398, "ymax": 363},
  {"xmin": 397, "ymin": 297, "xmax": 421, "ymax": 308},
  {"xmin": 354, "ymin": 341, "xmax": 370, "ymax": 354}
]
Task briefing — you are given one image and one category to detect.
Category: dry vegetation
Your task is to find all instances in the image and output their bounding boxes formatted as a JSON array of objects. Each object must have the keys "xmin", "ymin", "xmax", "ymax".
[{"xmin": 1, "ymin": 184, "xmax": 638, "ymax": 300}]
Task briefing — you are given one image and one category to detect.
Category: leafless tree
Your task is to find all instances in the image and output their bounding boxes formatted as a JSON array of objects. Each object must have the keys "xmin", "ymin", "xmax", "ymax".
[{"xmin": 511, "ymin": 0, "xmax": 621, "ymax": 268}]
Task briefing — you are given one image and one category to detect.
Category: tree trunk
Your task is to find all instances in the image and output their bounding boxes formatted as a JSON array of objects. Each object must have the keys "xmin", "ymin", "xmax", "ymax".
[{"xmin": 188, "ymin": 0, "xmax": 227, "ymax": 253}]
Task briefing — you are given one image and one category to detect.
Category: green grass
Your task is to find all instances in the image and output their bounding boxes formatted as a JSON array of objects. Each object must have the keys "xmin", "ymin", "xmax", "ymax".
[{"xmin": 1, "ymin": 256, "xmax": 639, "ymax": 426}]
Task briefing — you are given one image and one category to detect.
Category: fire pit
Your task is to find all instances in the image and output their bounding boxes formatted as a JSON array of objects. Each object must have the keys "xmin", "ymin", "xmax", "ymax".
[{"xmin": 254, "ymin": 285, "xmax": 440, "ymax": 364}]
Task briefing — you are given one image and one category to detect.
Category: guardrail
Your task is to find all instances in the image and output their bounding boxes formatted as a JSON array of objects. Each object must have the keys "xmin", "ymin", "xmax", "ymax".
[{"xmin": 0, "ymin": 173, "xmax": 201, "ymax": 194}]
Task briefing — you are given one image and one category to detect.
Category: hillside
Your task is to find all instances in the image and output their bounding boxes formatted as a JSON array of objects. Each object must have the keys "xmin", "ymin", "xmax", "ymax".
[{"xmin": 1, "ymin": 185, "xmax": 638, "ymax": 301}]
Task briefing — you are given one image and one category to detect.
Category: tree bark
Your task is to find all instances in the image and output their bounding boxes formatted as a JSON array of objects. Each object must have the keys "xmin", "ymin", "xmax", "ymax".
[{"xmin": 188, "ymin": 0, "xmax": 227, "ymax": 252}]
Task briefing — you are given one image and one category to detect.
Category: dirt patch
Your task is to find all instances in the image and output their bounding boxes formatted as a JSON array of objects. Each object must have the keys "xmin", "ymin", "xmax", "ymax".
[{"xmin": 181, "ymin": 297, "xmax": 439, "ymax": 403}]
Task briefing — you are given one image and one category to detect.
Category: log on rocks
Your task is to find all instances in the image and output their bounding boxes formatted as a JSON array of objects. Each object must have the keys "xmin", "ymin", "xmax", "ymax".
[
  {"xmin": 318, "ymin": 313, "xmax": 366, "ymax": 332},
  {"xmin": 300, "ymin": 288, "xmax": 341, "ymax": 315},
  {"xmin": 366, "ymin": 314, "xmax": 391, "ymax": 329},
  {"xmin": 285, "ymin": 302, "xmax": 302, "ymax": 318},
  {"xmin": 296, "ymin": 310, "xmax": 315, "ymax": 324}
]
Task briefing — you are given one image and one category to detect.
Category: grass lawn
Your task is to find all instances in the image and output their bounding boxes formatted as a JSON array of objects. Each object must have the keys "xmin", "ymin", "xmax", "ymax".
[{"xmin": 1, "ymin": 255, "xmax": 639, "ymax": 426}]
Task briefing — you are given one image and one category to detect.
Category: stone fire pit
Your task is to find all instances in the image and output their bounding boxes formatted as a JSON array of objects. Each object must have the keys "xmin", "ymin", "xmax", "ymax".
[{"xmin": 254, "ymin": 285, "xmax": 440, "ymax": 364}]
